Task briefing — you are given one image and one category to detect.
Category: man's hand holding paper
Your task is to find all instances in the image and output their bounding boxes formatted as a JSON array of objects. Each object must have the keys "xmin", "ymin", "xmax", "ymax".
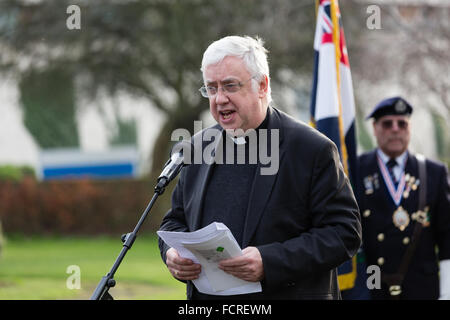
[
  {"xmin": 166, "ymin": 247, "xmax": 201, "ymax": 281},
  {"xmin": 218, "ymin": 246, "xmax": 264, "ymax": 282},
  {"xmin": 157, "ymin": 222, "xmax": 262, "ymax": 295}
]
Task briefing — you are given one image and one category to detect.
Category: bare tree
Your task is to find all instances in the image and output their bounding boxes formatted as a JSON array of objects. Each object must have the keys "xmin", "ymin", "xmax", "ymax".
[{"xmin": 0, "ymin": 0, "xmax": 318, "ymax": 219}]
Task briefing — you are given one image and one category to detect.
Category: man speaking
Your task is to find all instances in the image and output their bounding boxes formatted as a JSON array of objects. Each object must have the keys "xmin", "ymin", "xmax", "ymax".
[{"xmin": 158, "ymin": 35, "xmax": 361, "ymax": 300}]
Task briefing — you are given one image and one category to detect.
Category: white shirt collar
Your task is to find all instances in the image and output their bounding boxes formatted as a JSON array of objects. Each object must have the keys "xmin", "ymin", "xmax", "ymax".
[
  {"xmin": 377, "ymin": 149, "xmax": 408, "ymax": 182},
  {"xmin": 231, "ymin": 136, "xmax": 247, "ymax": 145},
  {"xmin": 376, "ymin": 149, "xmax": 407, "ymax": 166}
]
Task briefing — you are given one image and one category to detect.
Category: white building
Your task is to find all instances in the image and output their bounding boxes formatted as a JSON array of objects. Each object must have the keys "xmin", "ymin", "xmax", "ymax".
[{"xmin": 0, "ymin": 77, "xmax": 167, "ymax": 179}]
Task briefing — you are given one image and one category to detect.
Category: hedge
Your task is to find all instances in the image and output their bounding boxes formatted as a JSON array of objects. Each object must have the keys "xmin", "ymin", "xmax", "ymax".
[
  {"xmin": 0, "ymin": 177, "xmax": 174, "ymax": 235},
  {"xmin": 0, "ymin": 165, "xmax": 36, "ymax": 182}
]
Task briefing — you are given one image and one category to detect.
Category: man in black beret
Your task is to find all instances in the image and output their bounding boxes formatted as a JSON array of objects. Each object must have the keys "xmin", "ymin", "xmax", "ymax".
[{"xmin": 356, "ymin": 96, "xmax": 450, "ymax": 299}]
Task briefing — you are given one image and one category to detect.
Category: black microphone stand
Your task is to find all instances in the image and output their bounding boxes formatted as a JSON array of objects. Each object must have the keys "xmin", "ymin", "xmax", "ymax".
[{"xmin": 90, "ymin": 177, "xmax": 170, "ymax": 300}]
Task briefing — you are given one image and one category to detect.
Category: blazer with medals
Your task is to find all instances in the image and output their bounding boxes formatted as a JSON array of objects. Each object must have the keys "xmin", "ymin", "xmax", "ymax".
[
  {"xmin": 356, "ymin": 150, "xmax": 450, "ymax": 299},
  {"xmin": 158, "ymin": 107, "xmax": 362, "ymax": 299}
]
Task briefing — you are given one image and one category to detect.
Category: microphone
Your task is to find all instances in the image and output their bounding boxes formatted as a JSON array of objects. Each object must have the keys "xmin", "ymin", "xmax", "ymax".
[{"xmin": 156, "ymin": 140, "xmax": 193, "ymax": 191}]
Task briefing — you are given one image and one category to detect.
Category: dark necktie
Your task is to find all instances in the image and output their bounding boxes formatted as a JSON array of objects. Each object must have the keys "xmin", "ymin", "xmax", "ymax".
[{"xmin": 386, "ymin": 158, "xmax": 398, "ymax": 188}]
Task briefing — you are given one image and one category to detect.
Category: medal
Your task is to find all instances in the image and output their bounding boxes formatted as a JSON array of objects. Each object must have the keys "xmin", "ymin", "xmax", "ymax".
[
  {"xmin": 364, "ymin": 175, "xmax": 374, "ymax": 195},
  {"xmin": 393, "ymin": 206, "xmax": 410, "ymax": 231},
  {"xmin": 373, "ymin": 173, "xmax": 380, "ymax": 189},
  {"xmin": 412, "ymin": 206, "xmax": 430, "ymax": 227},
  {"xmin": 402, "ymin": 176, "xmax": 414, "ymax": 199}
]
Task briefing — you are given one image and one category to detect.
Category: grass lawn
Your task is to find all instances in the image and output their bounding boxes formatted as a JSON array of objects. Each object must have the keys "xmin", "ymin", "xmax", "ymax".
[{"xmin": 0, "ymin": 234, "xmax": 186, "ymax": 300}]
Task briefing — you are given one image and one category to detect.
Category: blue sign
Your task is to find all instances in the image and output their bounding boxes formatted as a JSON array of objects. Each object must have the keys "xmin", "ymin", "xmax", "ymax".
[{"xmin": 40, "ymin": 146, "xmax": 138, "ymax": 180}]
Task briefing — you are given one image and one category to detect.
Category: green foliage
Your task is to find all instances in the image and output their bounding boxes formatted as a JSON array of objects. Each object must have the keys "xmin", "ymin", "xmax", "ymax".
[
  {"xmin": 0, "ymin": 221, "xmax": 3, "ymax": 260},
  {"xmin": 19, "ymin": 68, "xmax": 79, "ymax": 148},
  {"xmin": 431, "ymin": 111, "xmax": 450, "ymax": 162},
  {"xmin": 0, "ymin": 165, "xmax": 36, "ymax": 182},
  {"xmin": 354, "ymin": 97, "xmax": 374, "ymax": 153},
  {"xmin": 110, "ymin": 118, "xmax": 137, "ymax": 146},
  {"xmin": 356, "ymin": 116, "xmax": 374, "ymax": 153}
]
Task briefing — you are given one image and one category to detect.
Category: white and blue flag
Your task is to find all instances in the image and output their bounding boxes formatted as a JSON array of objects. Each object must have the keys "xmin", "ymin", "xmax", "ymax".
[{"xmin": 310, "ymin": 0, "xmax": 358, "ymax": 291}]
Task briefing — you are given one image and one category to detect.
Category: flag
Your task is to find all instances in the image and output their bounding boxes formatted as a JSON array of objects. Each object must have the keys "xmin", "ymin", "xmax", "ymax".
[{"xmin": 310, "ymin": 0, "xmax": 358, "ymax": 291}]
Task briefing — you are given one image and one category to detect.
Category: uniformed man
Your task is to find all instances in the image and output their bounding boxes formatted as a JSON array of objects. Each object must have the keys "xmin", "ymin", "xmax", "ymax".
[{"xmin": 356, "ymin": 96, "xmax": 450, "ymax": 299}]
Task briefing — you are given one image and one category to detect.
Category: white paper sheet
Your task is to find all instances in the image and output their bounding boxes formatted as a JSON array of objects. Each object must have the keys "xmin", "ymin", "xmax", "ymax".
[{"xmin": 157, "ymin": 222, "xmax": 262, "ymax": 295}]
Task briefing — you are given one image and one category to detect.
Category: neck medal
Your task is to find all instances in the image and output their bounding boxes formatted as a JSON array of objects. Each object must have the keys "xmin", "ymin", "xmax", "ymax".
[
  {"xmin": 393, "ymin": 206, "xmax": 410, "ymax": 231},
  {"xmin": 377, "ymin": 154, "xmax": 407, "ymax": 206}
]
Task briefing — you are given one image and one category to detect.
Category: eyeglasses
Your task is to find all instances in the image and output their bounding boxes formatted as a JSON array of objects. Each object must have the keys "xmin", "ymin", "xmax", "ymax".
[
  {"xmin": 199, "ymin": 77, "xmax": 255, "ymax": 98},
  {"xmin": 380, "ymin": 119, "xmax": 409, "ymax": 130}
]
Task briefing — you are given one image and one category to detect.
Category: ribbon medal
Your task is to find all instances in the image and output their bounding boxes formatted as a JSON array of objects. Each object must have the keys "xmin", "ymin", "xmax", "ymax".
[{"xmin": 377, "ymin": 154, "xmax": 408, "ymax": 206}]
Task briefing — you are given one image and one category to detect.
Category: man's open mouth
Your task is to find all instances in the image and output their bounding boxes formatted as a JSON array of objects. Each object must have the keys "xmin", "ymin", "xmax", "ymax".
[{"xmin": 220, "ymin": 110, "xmax": 235, "ymax": 120}]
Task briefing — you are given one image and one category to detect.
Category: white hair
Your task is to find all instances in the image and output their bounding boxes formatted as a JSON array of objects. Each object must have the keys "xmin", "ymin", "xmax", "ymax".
[{"xmin": 201, "ymin": 35, "xmax": 272, "ymax": 104}]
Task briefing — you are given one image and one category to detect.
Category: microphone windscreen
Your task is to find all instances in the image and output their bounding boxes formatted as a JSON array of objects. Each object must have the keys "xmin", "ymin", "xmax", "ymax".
[{"xmin": 170, "ymin": 140, "xmax": 194, "ymax": 165}]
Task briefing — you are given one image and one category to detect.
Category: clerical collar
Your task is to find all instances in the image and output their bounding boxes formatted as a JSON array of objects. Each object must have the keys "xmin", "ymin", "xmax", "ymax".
[
  {"xmin": 229, "ymin": 108, "xmax": 270, "ymax": 145},
  {"xmin": 231, "ymin": 136, "xmax": 247, "ymax": 145}
]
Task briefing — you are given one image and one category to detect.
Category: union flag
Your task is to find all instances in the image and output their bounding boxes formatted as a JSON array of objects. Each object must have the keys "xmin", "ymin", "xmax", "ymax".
[{"xmin": 310, "ymin": 0, "xmax": 358, "ymax": 292}]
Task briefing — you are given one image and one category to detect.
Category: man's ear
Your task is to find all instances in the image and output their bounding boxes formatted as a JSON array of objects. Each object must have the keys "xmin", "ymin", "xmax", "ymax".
[{"xmin": 258, "ymin": 75, "xmax": 269, "ymax": 98}]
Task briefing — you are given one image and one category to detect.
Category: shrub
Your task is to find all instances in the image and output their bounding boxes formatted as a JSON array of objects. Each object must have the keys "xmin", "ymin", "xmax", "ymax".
[
  {"xmin": 0, "ymin": 165, "xmax": 36, "ymax": 182},
  {"xmin": 0, "ymin": 177, "xmax": 174, "ymax": 236}
]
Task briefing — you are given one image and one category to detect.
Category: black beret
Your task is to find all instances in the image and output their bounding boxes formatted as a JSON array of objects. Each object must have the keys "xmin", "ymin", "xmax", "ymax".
[{"xmin": 366, "ymin": 96, "xmax": 413, "ymax": 120}]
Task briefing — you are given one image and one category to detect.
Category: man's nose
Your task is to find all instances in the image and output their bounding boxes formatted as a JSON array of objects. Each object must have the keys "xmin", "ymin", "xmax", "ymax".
[
  {"xmin": 214, "ymin": 88, "xmax": 229, "ymax": 104},
  {"xmin": 391, "ymin": 121, "xmax": 400, "ymax": 131}
]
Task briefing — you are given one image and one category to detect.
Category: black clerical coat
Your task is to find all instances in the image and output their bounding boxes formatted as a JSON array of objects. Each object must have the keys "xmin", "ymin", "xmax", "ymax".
[{"xmin": 158, "ymin": 106, "xmax": 361, "ymax": 299}]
